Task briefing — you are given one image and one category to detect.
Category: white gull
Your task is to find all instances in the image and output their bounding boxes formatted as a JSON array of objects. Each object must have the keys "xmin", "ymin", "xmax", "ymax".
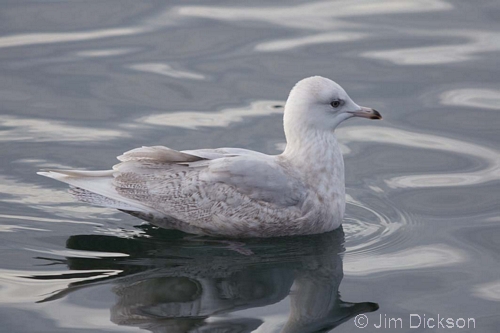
[{"xmin": 38, "ymin": 76, "xmax": 381, "ymax": 237}]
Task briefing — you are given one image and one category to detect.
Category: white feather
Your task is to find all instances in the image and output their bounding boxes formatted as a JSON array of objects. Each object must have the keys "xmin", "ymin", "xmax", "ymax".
[
  {"xmin": 37, "ymin": 170, "xmax": 153, "ymax": 213},
  {"xmin": 38, "ymin": 76, "xmax": 380, "ymax": 237}
]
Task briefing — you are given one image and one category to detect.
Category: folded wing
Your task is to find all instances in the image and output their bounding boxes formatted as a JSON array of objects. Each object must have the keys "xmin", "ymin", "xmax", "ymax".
[{"xmin": 39, "ymin": 146, "xmax": 304, "ymax": 222}]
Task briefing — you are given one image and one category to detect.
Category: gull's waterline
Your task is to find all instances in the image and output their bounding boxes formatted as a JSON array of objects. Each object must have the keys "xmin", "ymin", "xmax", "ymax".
[{"xmin": 38, "ymin": 76, "xmax": 381, "ymax": 237}]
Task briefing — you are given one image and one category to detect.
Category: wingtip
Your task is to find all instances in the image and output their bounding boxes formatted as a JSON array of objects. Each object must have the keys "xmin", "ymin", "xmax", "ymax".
[{"xmin": 37, "ymin": 170, "xmax": 64, "ymax": 179}]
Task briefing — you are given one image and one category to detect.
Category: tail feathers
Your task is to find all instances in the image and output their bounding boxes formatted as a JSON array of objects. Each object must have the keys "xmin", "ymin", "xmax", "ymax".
[
  {"xmin": 38, "ymin": 170, "xmax": 152, "ymax": 213},
  {"xmin": 69, "ymin": 186, "xmax": 138, "ymax": 210},
  {"xmin": 37, "ymin": 169, "xmax": 114, "ymax": 178}
]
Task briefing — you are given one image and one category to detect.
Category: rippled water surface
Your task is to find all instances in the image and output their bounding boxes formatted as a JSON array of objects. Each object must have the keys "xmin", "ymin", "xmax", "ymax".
[{"xmin": 1, "ymin": 0, "xmax": 499, "ymax": 332}]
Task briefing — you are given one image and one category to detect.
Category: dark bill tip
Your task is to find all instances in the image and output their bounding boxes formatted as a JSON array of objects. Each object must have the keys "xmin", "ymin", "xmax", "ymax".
[
  {"xmin": 370, "ymin": 109, "xmax": 382, "ymax": 119},
  {"xmin": 350, "ymin": 107, "xmax": 382, "ymax": 120}
]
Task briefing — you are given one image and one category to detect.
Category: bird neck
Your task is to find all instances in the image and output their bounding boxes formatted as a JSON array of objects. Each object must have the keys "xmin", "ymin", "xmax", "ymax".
[
  {"xmin": 280, "ymin": 126, "xmax": 345, "ymax": 210},
  {"xmin": 282, "ymin": 127, "xmax": 341, "ymax": 162},
  {"xmin": 281, "ymin": 129, "xmax": 344, "ymax": 186}
]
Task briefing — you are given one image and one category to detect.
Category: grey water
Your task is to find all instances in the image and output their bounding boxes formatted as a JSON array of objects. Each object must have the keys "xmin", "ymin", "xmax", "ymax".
[{"xmin": 0, "ymin": 0, "xmax": 499, "ymax": 332}]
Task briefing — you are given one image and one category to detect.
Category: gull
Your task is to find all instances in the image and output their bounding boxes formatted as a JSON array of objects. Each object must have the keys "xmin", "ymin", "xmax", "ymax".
[{"xmin": 38, "ymin": 76, "xmax": 381, "ymax": 237}]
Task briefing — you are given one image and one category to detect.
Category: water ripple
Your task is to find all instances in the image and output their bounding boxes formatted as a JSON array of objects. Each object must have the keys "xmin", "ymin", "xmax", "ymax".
[
  {"xmin": 472, "ymin": 280, "xmax": 500, "ymax": 301},
  {"xmin": 0, "ymin": 268, "xmax": 121, "ymax": 304},
  {"xmin": 128, "ymin": 63, "xmax": 206, "ymax": 80},
  {"xmin": 338, "ymin": 126, "xmax": 500, "ymax": 188},
  {"xmin": 0, "ymin": 28, "xmax": 146, "ymax": 49},
  {"xmin": 343, "ymin": 192, "xmax": 415, "ymax": 258},
  {"xmin": 363, "ymin": 30, "xmax": 500, "ymax": 65},
  {"xmin": 173, "ymin": 0, "xmax": 452, "ymax": 54},
  {"xmin": 175, "ymin": 0, "xmax": 451, "ymax": 31},
  {"xmin": 344, "ymin": 244, "xmax": 466, "ymax": 276},
  {"xmin": 255, "ymin": 32, "xmax": 367, "ymax": 52},
  {"xmin": 440, "ymin": 88, "xmax": 500, "ymax": 110},
  {"xmin": 137, "ymin": 100, "xmax": 283, "ymax": 130},
  {"xmin": 0, "ymin": 116, "xmax": 127, "ymax": 142}
]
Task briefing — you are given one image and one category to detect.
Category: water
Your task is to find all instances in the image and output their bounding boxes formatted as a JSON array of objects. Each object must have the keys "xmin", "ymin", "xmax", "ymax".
[{"xmin": 1, "ymin": 0, "xmax": 499, "ymax": 332}]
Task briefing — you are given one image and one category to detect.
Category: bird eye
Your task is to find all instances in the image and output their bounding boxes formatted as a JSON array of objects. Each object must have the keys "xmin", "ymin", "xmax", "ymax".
[{"xmin": 331, "ymin": 100, "xmax": 341, "ymax": 108}]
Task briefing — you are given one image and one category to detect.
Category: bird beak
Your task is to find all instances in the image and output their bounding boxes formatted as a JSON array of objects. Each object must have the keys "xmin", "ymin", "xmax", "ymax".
[{"xmin": 348, "ymin": 106, "xmax": 382, "ymax": 120}]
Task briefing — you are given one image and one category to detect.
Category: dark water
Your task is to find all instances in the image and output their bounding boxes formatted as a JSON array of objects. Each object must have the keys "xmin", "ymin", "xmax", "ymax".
[{"xmin": 1, "ymin": 0, "xmax": 499, "ymax": 332}]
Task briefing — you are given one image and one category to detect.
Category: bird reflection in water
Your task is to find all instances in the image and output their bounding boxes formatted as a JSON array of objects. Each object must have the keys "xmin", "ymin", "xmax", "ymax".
[{"xmin": 35, "ymin": 226, "xmax": 378, "ymax": 332}]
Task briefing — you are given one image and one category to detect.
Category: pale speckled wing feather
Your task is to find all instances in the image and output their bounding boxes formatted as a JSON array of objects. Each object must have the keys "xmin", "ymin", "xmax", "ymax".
[
  {"xmin": 200, "ymin": 155, "xmax": 304, "ymax": 206},
  {"xmin": 185, "ymin": 148, "xmax": 302, "ymax": 207},
  {"xmin": 117, "ymin": 146, "xmax": 205, "ymax": 163},
  {"xmin": 182, "ymin": 147, "xmax": 268, "ymax": 159},
  {"xmin": 37, "ymin": 170, "xmax": 155, "ymax": 213},
  {"xmin": 111, "ymin": 147, "xmax": 305, "ymax": 235},
  {"xmin": 114, "ymin": 156, "xmax": 302, "ymax": 208},
  {"xmin": 114, "ymin": 146, "xmax": 303, "ymax": 207},
  {"xmin": 69, "ymin": 186, "xmax": 135, "ymax": 210}
]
